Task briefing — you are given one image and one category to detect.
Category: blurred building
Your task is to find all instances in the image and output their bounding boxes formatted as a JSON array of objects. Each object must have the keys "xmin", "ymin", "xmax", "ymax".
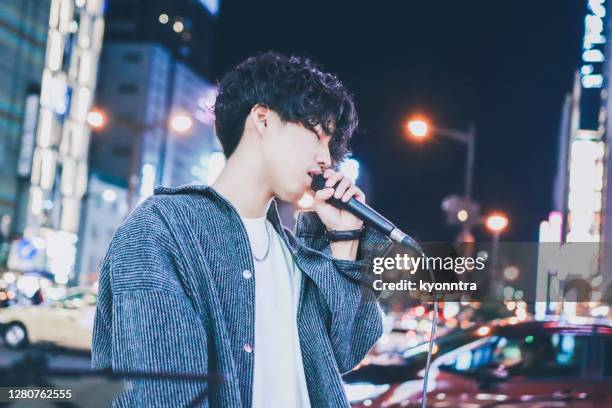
[
  {"xmin": 103, "ymin": 0, "xmax": 218, "ymax": 80},
  {"xmin": 76, "ymin": 173, "xmax": 128, "ymax": 285},
  {"xmin": 8, "ymin": 0, "xmax": 106, "ymax": 285},
  {"xmin": 602, "ymin": 0, "xmax": 612, "ymax": 306},
  {"xmin": 0, "ymin": 0, "xmax": 51, "ymax": 259},
  {"xmin": 537, "ymin": 0, "xmax": 609, "ymax": 318},
  {"xmin": 90, "ymin": 43, "xmax": 220, "ymax": 206},
  {"xmin": 89, "ymin": 0, "xmax": 221, "ymax": 210},
  {"xmin": 79, "ymin": 0, "xmax": 221, "ymax": 283}
]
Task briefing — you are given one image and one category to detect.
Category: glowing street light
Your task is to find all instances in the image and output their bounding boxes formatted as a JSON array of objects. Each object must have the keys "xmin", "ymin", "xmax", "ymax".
[
  {"xmin": 85, "ymin": 107, "xmax": 195, "ymax": 210},
  {"xmin": 407, "ymin": 114, "xmax": 479, "ymax": 247},
  {"xmin": 405, "ymin": 115, "xmax": 476, "ymax": 200},
  {"xmin": 485, "ymin": 211, "xmax": 509, "ymax": 297},
  {"xmin": 457, "ymin": 209, "xmax": 469, "ymax": 223},
  {"xmin": 486, "ymin": 212, "xmax": 509, "ymax": 233},
  {"xmin": 406, "ymin": 119, "xmax": 430, "ymax": 138},
  {"xmin": 169, "ymin": 113, "xmax": 193, "ymax": 133},
  {"xmin": 172, "ymin": 20, "xmax": 184, "ymax": 33},
  {"xmin": 87, "ymin": 109, "xmax": 106, "ymax": 129}
]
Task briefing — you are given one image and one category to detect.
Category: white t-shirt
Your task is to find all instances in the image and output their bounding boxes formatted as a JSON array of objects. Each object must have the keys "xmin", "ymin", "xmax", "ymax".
[{"xmin": 241, "ymin": 215, "xmax": 311, "ymax": 408}]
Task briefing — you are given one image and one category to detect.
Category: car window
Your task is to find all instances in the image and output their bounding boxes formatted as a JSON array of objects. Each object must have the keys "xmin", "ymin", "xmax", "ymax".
[
  {"xmin": 440, "ymin": 336, "xmax": 497, "ymax": 373},
  {"xmin": 441, "ymin": 331, "xmax": 589, "ymax": 379},
  {"xmin": 497, "ymin": 332, "xmax": 588, "ymax": 378}
]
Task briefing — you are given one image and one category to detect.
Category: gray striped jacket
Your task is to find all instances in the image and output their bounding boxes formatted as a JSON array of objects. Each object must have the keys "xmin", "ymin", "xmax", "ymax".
[{"xmin": 92, "ymin": 184, "xmax": 392, "ymax": 407}]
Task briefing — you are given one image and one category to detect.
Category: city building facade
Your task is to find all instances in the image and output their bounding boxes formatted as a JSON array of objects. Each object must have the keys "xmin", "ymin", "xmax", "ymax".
[
  {"xmin": 10, "ymin": 0, "xmax": 106, "ymax": 285},
  {"xmin": 81, "ymin": 0, "xmax": 221, "ymax": 282},
  {"xmin": 537, "ymin": 0, "xmax": 609, "ymax": 318},
  {"xmin": 0, "ymin": 0, "xmax": 52, "ymax": 261},
  {"xmin": 76, "ymin": 173, "xmax": 128, "ymax": 285}
]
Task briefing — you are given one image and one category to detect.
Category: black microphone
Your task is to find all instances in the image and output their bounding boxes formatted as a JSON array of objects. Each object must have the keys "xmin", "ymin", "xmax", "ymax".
[
  {"xmin": 312, "ymin": 174, "xmax": 438, "ymax": 408},
  {"xmin": 310, "ymin": 174, "xmax": 421, "ymax": 252}
]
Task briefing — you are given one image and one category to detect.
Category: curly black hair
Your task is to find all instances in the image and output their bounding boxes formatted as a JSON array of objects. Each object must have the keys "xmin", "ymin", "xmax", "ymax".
[{"xmin": 214, "ymin": 51, "xmax": 358, "ymax": 164}]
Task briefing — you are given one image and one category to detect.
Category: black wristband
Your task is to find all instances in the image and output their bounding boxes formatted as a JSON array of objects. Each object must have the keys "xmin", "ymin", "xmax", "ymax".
[{"xmin": 325, "ymin": 226, "xmax": 365, "ymax": 241}]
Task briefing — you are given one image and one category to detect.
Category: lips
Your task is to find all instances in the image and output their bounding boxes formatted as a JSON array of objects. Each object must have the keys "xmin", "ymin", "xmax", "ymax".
[
  {"xmin": 306, "ymin": 170, "xmax": 321, "ymax": 190},
  {"xmin": 307, "ymin": 169, "xmax": 322, "ymax": 179}
]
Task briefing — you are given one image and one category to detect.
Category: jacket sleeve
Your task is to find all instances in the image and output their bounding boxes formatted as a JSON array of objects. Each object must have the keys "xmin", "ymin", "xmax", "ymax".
[
  {"xmin": 92, "ymin": 199, "xmax": 210, "ymax": 407},
  {"xmin": 294, "ymin": 211, "xmax": 394, "ymax": 374}
]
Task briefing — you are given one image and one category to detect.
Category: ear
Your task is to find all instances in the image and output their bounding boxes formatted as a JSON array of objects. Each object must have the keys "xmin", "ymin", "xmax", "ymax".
[{"xmin": 249, "ymin": 104, "xmax": 270, "ymax": 135}]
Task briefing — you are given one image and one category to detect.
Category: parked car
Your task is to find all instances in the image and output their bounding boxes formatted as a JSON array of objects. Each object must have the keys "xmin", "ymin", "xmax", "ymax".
[
  {"xmin": 343, "ymin": 317, "xmax": 612, "ymax": 407},
  {"xmin": 0, "ymin": 288, "xmax": 96, "ymax": 351}
]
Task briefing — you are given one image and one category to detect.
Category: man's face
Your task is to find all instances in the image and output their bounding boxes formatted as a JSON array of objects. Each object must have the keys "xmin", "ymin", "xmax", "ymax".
[{"xmin": 261, "ymin": 115, "xmax": 333, "ymax": 203}]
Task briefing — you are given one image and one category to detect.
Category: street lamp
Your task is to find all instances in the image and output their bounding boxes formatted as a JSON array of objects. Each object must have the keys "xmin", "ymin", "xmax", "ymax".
[
  {"xmin": 406, "ymin": 119, "xmax": 430, "ymax": 138},
  {"xmin": 407, "ymin": 116, "xmax": 478, "ymax": 243},
  {"xmin": 486, "ymin": 213, "xmax": 509, "ymax": 233},
  {"xmin": 406, "ymin": 116, "xmax": 476, "ymax": 200},
  {"xmin": 86, "ymin": 108, "xmax": 106, "ymax": 130},
  {"xmin": 87, "ymin": 109, "xmax": 191, "ymax": 133},
  {"xmin": 485, "ymin": 211, "xmax": 509, "ymax": 296},
  {"xmin": 88, "ymin": 108, "xmax": 194, "ymax": 209},
  {"xmin": 169, "ymin": 113, "xmax": 193, "ymax": 133}
]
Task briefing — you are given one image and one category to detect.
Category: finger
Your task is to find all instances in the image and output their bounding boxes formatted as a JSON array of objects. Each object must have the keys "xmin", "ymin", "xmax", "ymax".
[
  {"xmin": 325, "ymin": 171, "xmax": 344, "ymax": 188},
  {"xmin": 353, "ymin": 186, "xmax": 366, "ymax": 203},
  {"xmin": 323, "ymin": 168, "xmax": 335, "ymax": 179},
  {"xmin": 334, "ymin": 177, "xmax": 352, "ymax": 199},
  {"xmin": 314, "ymin": 187, "xmax": 334, "ymax": 202},
  {"xmin": 341, "ymin": 185, "xmax": 359, "ymax": 202}
]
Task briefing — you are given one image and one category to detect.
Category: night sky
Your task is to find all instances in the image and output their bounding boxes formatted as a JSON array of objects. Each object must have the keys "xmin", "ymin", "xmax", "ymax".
[{"xmin": 212, "ymin": 1, "xmax": 584, "ymax": 243}]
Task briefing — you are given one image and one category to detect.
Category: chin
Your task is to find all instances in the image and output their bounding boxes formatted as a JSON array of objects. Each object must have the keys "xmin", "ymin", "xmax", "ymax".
[{"xmin": 277, "ymin": 184, "xmax": 308, "ymax": 204}]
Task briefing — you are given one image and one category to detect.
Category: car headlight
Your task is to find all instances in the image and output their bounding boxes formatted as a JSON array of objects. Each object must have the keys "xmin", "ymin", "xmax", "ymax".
[{"xmin": 344, "ymin": 382, "xmax": 390, "ymax": 403}]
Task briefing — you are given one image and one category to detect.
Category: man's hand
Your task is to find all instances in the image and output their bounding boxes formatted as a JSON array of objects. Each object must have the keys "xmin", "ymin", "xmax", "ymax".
[{"xmin": 312, "ymin": 169, "xmax": 365, "ymax": 260}]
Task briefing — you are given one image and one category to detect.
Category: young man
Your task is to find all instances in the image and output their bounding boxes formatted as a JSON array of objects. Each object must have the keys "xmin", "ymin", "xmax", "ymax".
[{"xmin": 92, "ymin": 51, "xmax": 392, "ymax": 407}]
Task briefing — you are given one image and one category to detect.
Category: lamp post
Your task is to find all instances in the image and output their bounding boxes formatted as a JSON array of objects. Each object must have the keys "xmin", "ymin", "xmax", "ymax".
[
  {"xmin": 87, "ymin": 108, "xmax": 193, "ymax": 209},
  {"xmin": 407, "ymin": 118, "xmax": 478, "ymax": 241},
  {"xmin": 406, "ymin": 118, "xmax": 476, "ymax": 200},
  {"xmin": 485, "ymin": 212, "xmax": 509, "ymax": 296}
]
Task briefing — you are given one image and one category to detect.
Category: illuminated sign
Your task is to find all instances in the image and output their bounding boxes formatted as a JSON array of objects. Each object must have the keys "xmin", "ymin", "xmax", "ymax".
[
  {"xmin": 581, "ymin": 0, "xmax": 606, "ymax": 89},
  {"xmin": 17, "ymin": 95, "xmax": 40, "ymax": 177},
  {"xmin": 579, "ymin": 0, "xmax": 606, "ymax": 130},
  {"xmin": 566, "ymin": 135, "xmax": 604, "ymax": 242}
]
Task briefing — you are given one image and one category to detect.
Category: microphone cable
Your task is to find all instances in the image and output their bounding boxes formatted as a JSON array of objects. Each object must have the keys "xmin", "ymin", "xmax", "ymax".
[
  {"xmin": 400, "ymin": 243, "xmax": 437, "ymax": 408},
  {"xmin": 420, "ymin": 261, "xmax": 438, "ymax": 408}
]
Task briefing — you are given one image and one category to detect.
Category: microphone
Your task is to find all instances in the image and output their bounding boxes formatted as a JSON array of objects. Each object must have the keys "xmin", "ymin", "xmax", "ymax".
[
  {"xmin": 311, "ymin": 173, "xmax": 437, "ymax": 408},
  {"xmin": 310, "ymin": 174, "xmax": 421, "ymax": 252}
]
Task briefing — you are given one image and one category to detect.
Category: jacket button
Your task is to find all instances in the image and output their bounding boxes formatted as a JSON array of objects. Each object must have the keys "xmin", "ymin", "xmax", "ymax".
[
  {"xmin": 243, "ymin": 343, "xmax": 253, "ymax": 353},
  {"xmin": 242, "ymin": 270, "xmax": 252, "ymax": 279}
]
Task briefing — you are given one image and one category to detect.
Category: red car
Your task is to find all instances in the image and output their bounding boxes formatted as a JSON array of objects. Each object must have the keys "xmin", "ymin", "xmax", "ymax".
[{"xmin": 343, "ymin": 318, "xmax": 612, "ymax": 407}]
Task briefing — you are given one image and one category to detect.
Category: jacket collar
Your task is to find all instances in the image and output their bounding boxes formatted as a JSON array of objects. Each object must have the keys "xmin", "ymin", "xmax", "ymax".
[{"xmin": 153, "ymin": 184, "xmax": 299, "ymax": 254}]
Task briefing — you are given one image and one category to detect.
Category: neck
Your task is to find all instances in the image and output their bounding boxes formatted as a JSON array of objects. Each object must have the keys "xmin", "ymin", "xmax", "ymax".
[{"xmin": 211, "ymin": 149, "xmax": 273, "ymax": 219}]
